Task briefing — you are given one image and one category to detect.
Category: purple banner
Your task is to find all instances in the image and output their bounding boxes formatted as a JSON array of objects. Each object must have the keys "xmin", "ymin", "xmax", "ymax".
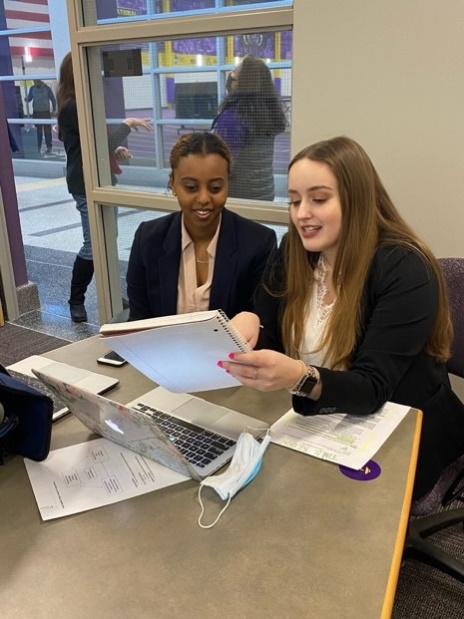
[
  {"xmin": 114, "ymin": 1, "xmax": 293, "ymax": 61},
  {"xmin": 172, "ymin": 1, "xmax": 215, "ymax": 10},
  {"xmin": 234, "ymin": 33, "xmax": 275, "ymax": 58},
  {"xmin": 117, "ymin": 0, "xmax": 286, "ymax": 18},
  {"xmin": 172, "ymin": 0, "xmax": 281, "ymax": 9},
  {"xmin": 172, "ymin": 32, "xmax": 292, "ymax": 61},
  {"xmin": 117, "ymin": 0, "xmax": 148, "ymax": 13},
  {"xmin": 173, "ymin": 38, "xmax": 216, "ymax": 55},
  {"xmin": 281, "ymin": 31, "xmax": 292, "ymax": 60}
]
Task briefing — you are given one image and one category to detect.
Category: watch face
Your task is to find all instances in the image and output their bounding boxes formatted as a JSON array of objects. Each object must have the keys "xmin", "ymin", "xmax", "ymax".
[{"xmin": 299, "ymin": 375, "xmax": 318, "ymax": 395}]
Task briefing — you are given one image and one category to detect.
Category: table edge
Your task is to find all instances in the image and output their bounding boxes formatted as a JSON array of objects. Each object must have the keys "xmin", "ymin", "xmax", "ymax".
[{"xmin": 380, "ymin": 407, "xmax": 423, "ymax": 618}]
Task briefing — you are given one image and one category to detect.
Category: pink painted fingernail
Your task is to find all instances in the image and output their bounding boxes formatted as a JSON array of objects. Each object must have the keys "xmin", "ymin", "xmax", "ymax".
[
  {"xmin": 228, "ymin": 353, "xmax": 235, "ymax": 360},
  {"xmin": 217, "ymin": 361, "xmax": 223, "ymax": 368}
]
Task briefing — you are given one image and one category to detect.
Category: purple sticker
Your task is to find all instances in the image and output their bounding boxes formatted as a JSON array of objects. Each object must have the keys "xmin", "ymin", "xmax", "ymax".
[{"xmin": 339, "ymin": 460, "xmax": 381, "ymax": 481}]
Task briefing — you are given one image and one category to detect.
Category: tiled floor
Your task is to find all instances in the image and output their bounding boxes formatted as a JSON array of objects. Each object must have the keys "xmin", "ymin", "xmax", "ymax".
[{"xmin": 12, "ymin": 172, "xmax": 200, "ymax": 341}]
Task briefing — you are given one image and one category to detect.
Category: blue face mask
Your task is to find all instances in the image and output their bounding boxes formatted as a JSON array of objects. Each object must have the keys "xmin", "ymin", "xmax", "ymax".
[{"xmin": 197, "ymin": 431, "xmax": 271, "ymax": 529}]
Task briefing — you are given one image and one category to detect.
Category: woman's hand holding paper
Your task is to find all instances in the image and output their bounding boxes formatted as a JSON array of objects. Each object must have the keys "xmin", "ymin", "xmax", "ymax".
[{"xmin": 218, "ymin": 349, "xmax": 303, "ymax": 392}]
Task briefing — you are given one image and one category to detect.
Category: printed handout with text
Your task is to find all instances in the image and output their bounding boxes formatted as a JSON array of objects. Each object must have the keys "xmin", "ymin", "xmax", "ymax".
[
  {"xmin": 24, "ymin": 438, "xmax": 189, "ymax": 521},
  {"xmin": 270, "ymin": 402, "xmax": 411, "ymax": 470}
]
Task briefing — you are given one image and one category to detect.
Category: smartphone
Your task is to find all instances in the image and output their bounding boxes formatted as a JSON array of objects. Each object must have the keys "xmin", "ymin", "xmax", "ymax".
[{"xmin": 97, "ymin": 350, "xmax": 127, "ymax": 367}]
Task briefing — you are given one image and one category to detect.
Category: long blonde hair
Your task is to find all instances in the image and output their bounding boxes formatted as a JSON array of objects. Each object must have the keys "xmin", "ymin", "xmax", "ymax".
[{"xmin": 281, "ymin": 136, "xmax": 452, "ymax": 367}]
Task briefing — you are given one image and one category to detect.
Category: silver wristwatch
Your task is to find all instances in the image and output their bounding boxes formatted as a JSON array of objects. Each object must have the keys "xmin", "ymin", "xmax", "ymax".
[{"xmin": 289, "ymin": 364, "xmax": 319, "ymax": 398}]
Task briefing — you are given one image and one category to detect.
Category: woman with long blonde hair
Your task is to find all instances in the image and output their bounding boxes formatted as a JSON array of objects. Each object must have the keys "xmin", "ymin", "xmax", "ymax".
[{"xmin": 219, "ymin": 136, "xmax": 464, "ymax": 502}]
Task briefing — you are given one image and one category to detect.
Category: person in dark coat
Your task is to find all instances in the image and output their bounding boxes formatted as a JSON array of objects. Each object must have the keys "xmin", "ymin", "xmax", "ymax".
[
  {"xmin": 56, "ymin": 51, "xmax": 151, "ymax": 322},
  {"xmin": 212, "ymin": 54, "xmax": 286, "ymax": 202},
  {"xmin": 24, "ymin": 79, "xmax": 56, "ymax": 154},
  {"xmin": 218, "ymin": 135, "xmax": 464, "ymax": 502}
]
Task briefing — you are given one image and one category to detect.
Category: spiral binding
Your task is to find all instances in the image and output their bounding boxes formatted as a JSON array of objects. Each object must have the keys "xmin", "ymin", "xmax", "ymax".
[{"xmin": 216, "ymin": 309, "xmax": 251, "ymax": 352}]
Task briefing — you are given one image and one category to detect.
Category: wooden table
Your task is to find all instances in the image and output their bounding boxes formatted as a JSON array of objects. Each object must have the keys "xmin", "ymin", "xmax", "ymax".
[{"xmin": 0, "ymin": 336, "xmax": 421, "ymax": 619}]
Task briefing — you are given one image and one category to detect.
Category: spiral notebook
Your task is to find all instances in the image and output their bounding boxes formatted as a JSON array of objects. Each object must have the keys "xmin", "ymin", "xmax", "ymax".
[{"xmin": 99, "ymin": 310, "xmax": 251, "ymax": 393}]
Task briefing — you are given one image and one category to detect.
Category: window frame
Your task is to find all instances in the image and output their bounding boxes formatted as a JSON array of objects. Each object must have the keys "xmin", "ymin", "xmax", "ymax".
[{"xmin": 67, "ymin": 0, "xmax": 293, "ymax": 322}]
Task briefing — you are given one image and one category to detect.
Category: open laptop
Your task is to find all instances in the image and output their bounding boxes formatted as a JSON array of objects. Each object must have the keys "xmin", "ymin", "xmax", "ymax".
[
  {"xmin": 7, "ymin": 356, "xmax": 119, "ymax": 421},
  {"xmin": 32, "ymin": 368, "xmax": 269, "ymax": 481}
]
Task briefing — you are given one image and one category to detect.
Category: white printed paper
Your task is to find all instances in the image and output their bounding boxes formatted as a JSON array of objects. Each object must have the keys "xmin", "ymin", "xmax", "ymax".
[
  {"xmin": 24, "ymin": 438, "xmax": 189, "ymax": 520},
  {"xmin": 270, "ymin": 401, "xmax": 411, "ymax": 470}
]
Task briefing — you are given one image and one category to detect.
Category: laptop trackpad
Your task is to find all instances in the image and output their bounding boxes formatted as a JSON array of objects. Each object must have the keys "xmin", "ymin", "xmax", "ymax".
[
  {"xmin": 129, "ymin": 387, "xmax": 268, "ymax": 440},
  {"xmin": 174, "ymin": 400, "xmax": 267, "ymax": 439}
]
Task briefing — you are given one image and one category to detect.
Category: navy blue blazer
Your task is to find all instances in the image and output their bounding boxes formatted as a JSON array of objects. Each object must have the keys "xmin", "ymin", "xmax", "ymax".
[{"xmin": 126, "ymin": 209, "xmax": 277, "ymax": 320}]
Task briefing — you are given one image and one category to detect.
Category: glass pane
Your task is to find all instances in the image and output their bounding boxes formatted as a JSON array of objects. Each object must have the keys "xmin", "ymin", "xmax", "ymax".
[
  {"xmin": 3, "ymin": 30, "xmax": 60, "ymax": 160},
  {"xmin": 6, "ymin": 77, "xmax": 63, "ymax": 161},
  {"xmin": 84, "ymin": 1, "xmax": 292, "ymax": 26},
  {"xmin": 1, "ymin": 2, "xmax": 59, "ymax": 160},
  {"xmin": 1, "ymin": 0, "xmax": 51, "ymax": 31},
  {"xmin": 2, "ymin": 36, "xmax": 54, "ymax": 74},
  {"xmin": 91, "ymin": 30, "xmax": 291, "ymax": 203}
]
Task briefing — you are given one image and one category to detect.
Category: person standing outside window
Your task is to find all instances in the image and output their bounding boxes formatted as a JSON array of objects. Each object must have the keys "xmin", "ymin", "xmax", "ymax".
[
  {"xmin": 212, "ymin": 55, "xmax": 287, "ymax": 202},
  {"xmin": 57, "ymin": 52, "xmax": 152, "ymax": 323},
  {"xmin": 24, "ymin": 79, "xmax": 56, "ymax": 155}
]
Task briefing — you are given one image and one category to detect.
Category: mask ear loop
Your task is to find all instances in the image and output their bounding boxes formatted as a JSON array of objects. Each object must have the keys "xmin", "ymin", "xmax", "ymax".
[
  {"xmin": 246, "ymin": 424, "xmax": 269, "ymax": 435},
  {"xmin": 197, "ymin": 429, "xmax": 270, "ymax": 529},
  {"xmin": 197, "ymin": 485, "xmax": 232, "ymax": 529}
]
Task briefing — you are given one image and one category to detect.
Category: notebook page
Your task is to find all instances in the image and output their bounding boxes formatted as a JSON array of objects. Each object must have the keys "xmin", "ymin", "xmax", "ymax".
[{"xmin": 102, "ymin": 313, "xmax": 251, "ymax": 393}]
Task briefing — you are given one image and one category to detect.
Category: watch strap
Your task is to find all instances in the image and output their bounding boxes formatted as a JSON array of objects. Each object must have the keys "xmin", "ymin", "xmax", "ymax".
[{"xmin": 289, "ymin": 363, "xmax": 319, "ymax": 397}]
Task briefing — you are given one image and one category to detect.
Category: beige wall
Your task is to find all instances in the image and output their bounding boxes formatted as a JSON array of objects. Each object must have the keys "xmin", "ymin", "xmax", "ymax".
[{"xmin": 292, "ymin": 0, "xmax": 464, "ymax": 258}]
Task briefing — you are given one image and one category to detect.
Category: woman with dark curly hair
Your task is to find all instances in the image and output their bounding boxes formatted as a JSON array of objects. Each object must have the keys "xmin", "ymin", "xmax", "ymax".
[
  {"xmin": 126, "ymin": 132, "xmax": 277, "ymax": 321},
  {"xmin": 212, "ymin": 54, "xmax": 286, "ymax": 201}
]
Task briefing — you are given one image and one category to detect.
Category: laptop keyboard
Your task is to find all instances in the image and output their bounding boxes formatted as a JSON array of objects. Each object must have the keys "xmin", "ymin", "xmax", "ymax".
[
  {"xmin": 133, "ymin": 402, "xmax": 236, "ymax": 468},
  {"xmin": 6, "ymin": 369, "xmax": 68, "ymax": 420}
]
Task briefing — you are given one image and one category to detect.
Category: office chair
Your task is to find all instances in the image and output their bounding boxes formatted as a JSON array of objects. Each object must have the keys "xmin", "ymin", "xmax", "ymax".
[{"xmin": 403, "ymin": 257, "xmax": 464, "ymax": 582}]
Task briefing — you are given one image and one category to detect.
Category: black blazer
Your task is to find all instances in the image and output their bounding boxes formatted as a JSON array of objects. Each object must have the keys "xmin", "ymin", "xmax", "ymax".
[
  {"xmin": 127, "ymin": 209, "xmax": 277, "ymax": 321},
  {"xmin": 255, "ymin": 239, "xmax": 464, "ymax": 499},
  {"xmin": 58, "ymin": 99, "xmax": 131, "ymax": 195}
]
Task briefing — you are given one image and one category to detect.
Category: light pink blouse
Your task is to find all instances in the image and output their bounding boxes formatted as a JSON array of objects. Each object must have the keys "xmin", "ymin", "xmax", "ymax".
[{"xmin": 176, "ymin": 214, "xmax": 222, "ymax": 314}]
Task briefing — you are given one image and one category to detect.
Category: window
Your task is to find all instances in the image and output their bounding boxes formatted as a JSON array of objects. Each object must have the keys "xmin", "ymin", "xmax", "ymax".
[
  {"xmin": 84, "ymin": 0, "xmax": 292, "ymax": 26},
  {"xmin": 70, "ymin": 0, "xmax": 292, "ymax": 320},
  {"xmin": 0, "ymin": 1, "xmax": 59, "ymax": 159},
  {"xmin": 91, "ymin": 30, "xmax": 291, "ymax": 204}
]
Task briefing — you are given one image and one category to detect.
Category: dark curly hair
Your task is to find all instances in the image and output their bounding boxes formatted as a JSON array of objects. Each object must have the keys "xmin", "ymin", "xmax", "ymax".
[
  {"xmin": 212, "ymin": 55, "xmax": 286, "ymax": 137},
  {"xmin": 169, "ymin": 132, "xmax": 232, "ymax": 179}
]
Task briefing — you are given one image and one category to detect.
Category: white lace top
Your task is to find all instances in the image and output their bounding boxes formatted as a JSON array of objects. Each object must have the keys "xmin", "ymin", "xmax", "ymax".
[{"xmin": 300, "ymin": 255, "xmax": 336, "ymax": 368}]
